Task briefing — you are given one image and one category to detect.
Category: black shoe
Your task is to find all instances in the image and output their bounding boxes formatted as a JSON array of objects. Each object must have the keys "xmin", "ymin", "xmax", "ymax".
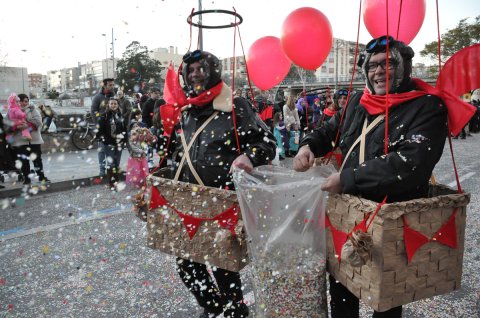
[
  {"xmin": 0, "ymin": 185, "xmax": 5, "ymax": 189},
  {"xmin": 39, "ymin": 177, "xmax": 51, "ymax": 183},
  {"xmin": 23, "ymin": 178, "xmax": 31, "ymax": 185}
]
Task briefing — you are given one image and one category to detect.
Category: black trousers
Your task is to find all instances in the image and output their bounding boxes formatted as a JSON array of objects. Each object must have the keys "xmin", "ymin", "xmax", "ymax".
[
  {"xmin": 13, "ymin": 144, "xmax": 45, "ymax": 181},
  {"xmin": 329, "ymin": 275, "xmax": 402, "ymax": 318},
  {"xmin": 176, "ymin": 258, "xmax": 245, "ymax": 315}
]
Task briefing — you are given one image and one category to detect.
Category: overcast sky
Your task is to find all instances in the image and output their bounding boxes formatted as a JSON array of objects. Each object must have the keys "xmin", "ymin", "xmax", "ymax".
[{"xmin": 1, "ymin": 0, "xmax": 478, "ymax": 74}]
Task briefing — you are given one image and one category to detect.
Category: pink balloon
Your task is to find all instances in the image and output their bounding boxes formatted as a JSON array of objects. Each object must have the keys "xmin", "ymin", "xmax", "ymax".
[
  {"xmin": 363, "ymin": 0, "xmax": 426, "ymax": 45},
  {"xmin": 246, "ymin": 36, "xmax": 291, "ymax": 91},
  {"xmin": 281, "ymin": 7, "xmax": 332, "ymax": 70}
]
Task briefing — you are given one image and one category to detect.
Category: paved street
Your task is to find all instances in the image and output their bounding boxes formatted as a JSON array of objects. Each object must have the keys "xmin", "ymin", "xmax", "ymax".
[{"xmin": 0, "ymin": 135, "xmax": 479, "ymax": 317}]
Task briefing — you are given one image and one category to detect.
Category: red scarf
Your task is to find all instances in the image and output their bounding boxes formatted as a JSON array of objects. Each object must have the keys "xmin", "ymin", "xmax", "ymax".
[
  {"xmin": 324, "ymin": 107, "xmax": 337, "ymax": 117},
  {"xmin": 160, "ymin": 63, "xmax": 224, "ymax": 136},
  {"xmin": 360, "ymin": 78, "xmax": 476, "ymax": 136}
]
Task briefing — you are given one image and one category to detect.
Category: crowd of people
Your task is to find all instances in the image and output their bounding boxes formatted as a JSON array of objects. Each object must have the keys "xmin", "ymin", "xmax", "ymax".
[{"xmin": 0, "ymin": 35, "xmax": 478, "ymax": 318}]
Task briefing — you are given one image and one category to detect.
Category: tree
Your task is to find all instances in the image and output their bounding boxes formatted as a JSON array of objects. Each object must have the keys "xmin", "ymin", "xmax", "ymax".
[
  {"xmin": 420, "ymin": 16, "xmax": 480, "ymax": 64},
  {"xmin": 284, "ymin": 64, "xmax": 317, "ymax": 83},
  {"xmin": 115, "ymin": 41, "xmax": 163, "ymax": 93},
  {"xmin": 46, "ymin": 89, "xmax": 59, "ymax": 100}
]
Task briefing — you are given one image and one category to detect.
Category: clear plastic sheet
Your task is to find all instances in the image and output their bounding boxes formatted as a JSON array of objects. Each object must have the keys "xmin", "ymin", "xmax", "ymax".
[{"xmin": 233, "ymin": 165, "xmax": 333, "ymax": 317}]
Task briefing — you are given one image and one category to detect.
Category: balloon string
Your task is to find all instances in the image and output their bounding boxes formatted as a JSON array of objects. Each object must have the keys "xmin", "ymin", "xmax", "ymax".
[
  {"xmin": 331, "ymin": 0, "xmax": 363, "ymax": 151},
  {"xmin": 435, "ymin": 0, "xmax": 443, "ymax": 71},
  {"xmin": 236, "ymin": 25, "xmax": 258, "ymax": 111},
  {"xmin": 384, "ymin": 0, "xmax": 390, "ymax": 156},
  {"xmin": 231, "ymin": 7, "xmax": 241, "ymax": 155},
  {"xmin": 396, "ymin": 0, "xmax": 404, "ymax": 40},
  {"xmin": 188, "ymin": 8, "xmax": 194, "ymax": 52}
]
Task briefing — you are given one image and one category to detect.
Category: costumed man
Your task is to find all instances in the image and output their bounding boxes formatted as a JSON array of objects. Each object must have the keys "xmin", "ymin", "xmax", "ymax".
[
  {"xmin": 159, "ymin": 50, "xmax": 276, "ymax": 318},
  {"xmin": 293, "ymin": 35, "xmax": 475, "ymax": 318}
]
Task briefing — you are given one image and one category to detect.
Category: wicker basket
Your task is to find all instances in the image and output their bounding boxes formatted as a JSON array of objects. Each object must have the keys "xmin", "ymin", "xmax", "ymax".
[
  {"xmin": 145, "ymin": 168, "xmax": 248, "ymax": 272},
  {"xmin": 326, "ymin": 184, "xmax": 470, "ymax": 312}
]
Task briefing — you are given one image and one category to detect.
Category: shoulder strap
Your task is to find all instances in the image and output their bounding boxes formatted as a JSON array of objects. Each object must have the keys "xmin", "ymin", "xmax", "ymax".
[
  {"xmin": 339, "ymin": 114, "xmax": 385, "ymax": 172},
  {"xmin": 173, "ymin": 111, "xmax": 219, "ymax": 184}
]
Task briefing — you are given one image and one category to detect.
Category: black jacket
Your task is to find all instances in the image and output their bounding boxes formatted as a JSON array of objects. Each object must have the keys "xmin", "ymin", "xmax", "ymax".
[
  {"xmin": 165, "ymin": 97, "xmax": 276, "ymax": 189},
  {"xmin": 96, "ymin": 110, "xmax": 127, "ymax": 148},
  {"xmin": 301, "ymin": 89, "xmax": 448, "ymax": 203}
]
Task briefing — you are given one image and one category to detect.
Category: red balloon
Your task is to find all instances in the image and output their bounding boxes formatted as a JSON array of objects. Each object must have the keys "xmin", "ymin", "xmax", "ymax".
[
  {"xmin": 246, "ymin": 36, "xmax": 291, "ymax": 91},
  {"xmin": 363, "ymin": 0, "xmax": 426, "ymax": 45},
  {"xmin": 281, "ymin": 7, "xmax": 332, "ymax": 70}
]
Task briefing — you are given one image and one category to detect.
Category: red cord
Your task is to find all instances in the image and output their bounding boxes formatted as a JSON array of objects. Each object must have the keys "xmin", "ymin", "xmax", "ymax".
[
  {"xmin": 231, "ymin": 7, "xmax": 241, "ymax": 155},
  {"xmin": 235, "ymin": 25, "xmax": 258, "ymax": 111},
  {"xmin": 435, "ymin": 0, "xmax": 443, "ymax": 71},
  {"xmin": 330, "ymin": 0, "xmax": 362, "ymax": 151},
  {"xmin": 396, "ymin": 0, "xmax": 404, "ymax": 39}
]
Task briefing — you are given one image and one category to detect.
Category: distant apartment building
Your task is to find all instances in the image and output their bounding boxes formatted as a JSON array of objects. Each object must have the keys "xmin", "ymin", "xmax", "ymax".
[
  {"xmin": 28, "ymin": 73, "xmax": 46, "ymax": 98},
  {"xmin": 221, "ymin": 56, "xmax": 247, "ymax": 87},
  {"xmin": 149, "ymin": 46, "xmax": 183, "ymax": 68},
  {"xmin": 0, "ymin": 66, "xmax": 29, "ymax": 101},
  {"xmin": 315, "ymin": 38, "xmax": 366, "ymax": 84}
]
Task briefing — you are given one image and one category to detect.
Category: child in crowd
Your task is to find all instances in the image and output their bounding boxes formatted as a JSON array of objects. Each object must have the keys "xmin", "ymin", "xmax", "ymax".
[
  {"xmin": 272, "ymin": 112, "xmax": 286, "ymax": 161},
  {"xmin": 126, "ymin": 123, "xmax": 157, "ymax": 188},
  {"xmin": 6, "ymin": 93, "xmax": 31, "ymax": 141},
  {"xmin": 129, "ymin": 109, "xmax": 145, "ymax": 129}
]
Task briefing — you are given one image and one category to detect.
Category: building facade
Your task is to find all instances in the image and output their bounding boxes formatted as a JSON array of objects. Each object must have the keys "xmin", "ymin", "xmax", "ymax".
[{"xmin": 0, "ymin": 66, "xmax": 29, "ymax": 102}]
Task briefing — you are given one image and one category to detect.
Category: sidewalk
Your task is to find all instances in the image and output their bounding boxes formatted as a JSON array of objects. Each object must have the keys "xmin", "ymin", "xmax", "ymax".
[{"xmin": 0, "ymin": 148, "xmax": 131, "ymax": 198}]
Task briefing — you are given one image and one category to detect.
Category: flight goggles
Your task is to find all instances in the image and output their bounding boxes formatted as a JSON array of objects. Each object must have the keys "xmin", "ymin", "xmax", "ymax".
[
  {"xmin": 182, "ymin": 50, "xmax": 203, "ymax": 63},
  {"xmin": 366, "ymin": 35, "xmax": 395, "ymax": 53}
]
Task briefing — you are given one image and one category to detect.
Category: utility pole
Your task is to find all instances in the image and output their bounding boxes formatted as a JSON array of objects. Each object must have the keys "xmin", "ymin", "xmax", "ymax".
[
  {"xmin": 198, "ymin": 0, "xmax": 203, "ymax": 50},
  {"xmin": 21, "ymin": 49, "xmax": 27, "ymax": 93},
  {"xmin": 335, "ymin": 39, "xmax": 339, "ymax": 91},
  {"xmin": 102, "ymin": 33, "xmax": 108, "ymax": 77},
  {"xmin": 111, "ymin": 28, "xmax": 115, "ymax": 78}
]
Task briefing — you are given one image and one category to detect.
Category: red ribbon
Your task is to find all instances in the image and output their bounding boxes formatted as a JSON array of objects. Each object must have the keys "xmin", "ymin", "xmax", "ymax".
[
  {"xmin": 360, "ymin": 78, "xmax": 476, "ymax": 136},
  {"xmin": 149, "ymin": 185, "xmax": 239, "ymax": 240},
  {"xmin": 160, "ymin": 63, "xmax": 224, "ymax": 136}
]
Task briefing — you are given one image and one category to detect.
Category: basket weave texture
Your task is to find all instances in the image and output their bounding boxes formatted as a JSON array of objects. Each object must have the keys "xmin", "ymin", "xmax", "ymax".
[
  {"xmin": 145, "ymin": 169, "xmax": 248, "ymax": 272},
  {"xmin": 326, "ymin": 184, "xmax": 470, "ymax": 312}
]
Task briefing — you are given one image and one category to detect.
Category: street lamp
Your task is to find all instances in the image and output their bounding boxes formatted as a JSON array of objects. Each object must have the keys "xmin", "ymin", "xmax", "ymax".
[
  {"xmin": 21, "ymin": 49, "xmax": 27, "ymax": 93},
  {"xmin": 101, "ymin": 33, "xmax": 108, "ymax": 77}
]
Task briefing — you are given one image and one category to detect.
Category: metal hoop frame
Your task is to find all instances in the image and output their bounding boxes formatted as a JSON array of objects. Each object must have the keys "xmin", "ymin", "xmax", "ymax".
[{"xmin": 187, "ymin": 9, "xmax": 243, "ymax": 29}]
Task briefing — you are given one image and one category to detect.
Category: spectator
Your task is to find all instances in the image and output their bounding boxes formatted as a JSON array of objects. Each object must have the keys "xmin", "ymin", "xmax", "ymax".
[
  {"xmin": 283, "ymin": 95, "xmax": 301, "ymax": 157},
  {"xmin": 91, "ymin": 78, "xmax": 115, "ymax": 177},
  {"xmin": 95, "ymin": 98, "xmax": 127, "ymax": 191},
  {"xmin": 116, "ymin": 90, "xmax": 132, "ymax": 128},
  {"xmin": 0, "ymin": 112, "xmax": 19, "ymax": 187},
  {"xmin": 38, "ymin": 104, "xmax": 56, "ymax": 132},
  {"xmin": 8, "ymin": 94, "xmax": 50, "ymax": 185},
  {"xmin": 141, "ymin": 87, "xmax": 161, "ymax": 128},
  {"xmin": 6, "ymin": 93, "xmax": 31, "ymax": 141}
]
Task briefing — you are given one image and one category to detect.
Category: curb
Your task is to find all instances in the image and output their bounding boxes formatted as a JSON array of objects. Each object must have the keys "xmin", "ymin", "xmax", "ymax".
[{"xmin": 0, "ymin": 173, "xmax": 127, "ymax": 199}]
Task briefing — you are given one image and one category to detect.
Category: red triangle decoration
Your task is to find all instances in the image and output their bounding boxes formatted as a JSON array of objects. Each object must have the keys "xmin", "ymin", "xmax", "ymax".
[
  {"xmin": 325, "ymin": 214, "xmax": 348, "ymax": 263},
  {"xmin": 149, "ymin": 186, "xmax": 168, "ymax": 210},
  {"xmin": 214, "ymin": 205, "xmax": 239, "ymax": 237},
  {"xmin": 432, "ymin": 209, "xmax": 458, "ymax": 249},
  {"xmin": 403, "ymin": 216, "xmax": 430, "ymax": 263},
  {"xmin": 177, "ymin": 211, "xmax": 203, "ymax": 240}
]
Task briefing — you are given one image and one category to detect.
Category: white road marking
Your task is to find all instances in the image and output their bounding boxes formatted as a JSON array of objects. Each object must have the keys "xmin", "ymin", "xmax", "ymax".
[
  {"xmin": 0, "ymin": 205, "xmax": 131, "ymax": 242},
  {"xmin": 447, "ymin": 172, "xmax": 476, "ymax": 188}
]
